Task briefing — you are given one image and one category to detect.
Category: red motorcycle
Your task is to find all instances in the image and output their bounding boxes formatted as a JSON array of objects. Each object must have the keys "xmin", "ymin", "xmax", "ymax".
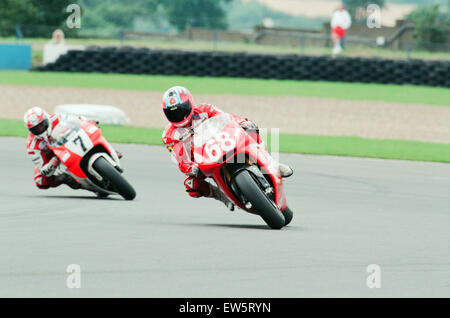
[
  {"xmin": 48, "ymin": 118, "xmax": 136, "ymax": 200},
  {"xmin": 191, "ymin": 113, "xmax": 293, "ymax": 229}
]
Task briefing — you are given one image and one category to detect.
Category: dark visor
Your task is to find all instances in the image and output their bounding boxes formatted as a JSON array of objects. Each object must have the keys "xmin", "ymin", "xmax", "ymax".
[
  {"xmin": 29, "ymin": 119, "xmax": 49, "ymax": 136},
  {"xmin": 164, "ymin": 101, "xmax": 192, "ymax": 123}
]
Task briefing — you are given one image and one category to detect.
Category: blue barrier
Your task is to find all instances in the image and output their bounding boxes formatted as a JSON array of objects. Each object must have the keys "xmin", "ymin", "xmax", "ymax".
[{"xmin": 0, "ymin": 43, "xmax": 32, "ymax": 70}]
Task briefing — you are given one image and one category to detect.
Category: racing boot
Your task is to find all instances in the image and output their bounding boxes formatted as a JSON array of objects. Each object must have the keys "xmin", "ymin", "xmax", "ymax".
[
  {"xmin": 279, "ymin": 163, "xmax": 294, "ymax": 178},
  {"xmin": 209, "ymin": 184, "xmax": 235, "ymax": 211}
]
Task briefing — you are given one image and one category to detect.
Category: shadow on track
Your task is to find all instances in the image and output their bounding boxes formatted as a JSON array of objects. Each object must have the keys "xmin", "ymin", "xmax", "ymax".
[
  {"xmin": 202, "ymin": 223, "xmax": 272, "ymax": 230},
  {"xmin": 181, "ymin": 222, "xmax": 302, "ymax": 231},
  {"xmin": 25, "ymin": 195, "xmax": 122, "ymax": 201}
]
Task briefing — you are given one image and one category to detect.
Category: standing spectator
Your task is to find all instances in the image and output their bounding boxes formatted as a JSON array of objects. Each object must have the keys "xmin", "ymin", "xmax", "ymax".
[
  {"xmin": 51, "ymin": 29, "xmax": 66, "ymax": 45},
  {"xmin": 331, "ymin": 1, "xmax": 352, "ymax": 55},
  {"xmin": 43, "ymin": 29, "xmax": 68, "ymax": 65}
]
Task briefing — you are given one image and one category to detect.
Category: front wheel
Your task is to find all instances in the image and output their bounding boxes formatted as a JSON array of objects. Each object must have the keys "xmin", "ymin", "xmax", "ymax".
[
  {"xmin": 92, "ymin": 156, "xmax": 136, "ymax": 200},
  {"xmin": 282, "ymin": 206, "xmax": 293, "ymax": 226},
  {"xmin": 234, "ymin": 170, "xmax": 285, "ymax": 229}
]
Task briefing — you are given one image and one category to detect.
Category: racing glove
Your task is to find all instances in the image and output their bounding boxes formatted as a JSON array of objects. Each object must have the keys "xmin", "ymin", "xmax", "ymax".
[
  {"xmin": 191, "ymin": 165, "xmax": 202, "ymax": 178},
  {"xmin": 40, "ymin": 156, "xmax": 60, "ymax": 177},
  {"xmin": 187, "ymin": 163, "xmax": 203, "ymax": 178}
]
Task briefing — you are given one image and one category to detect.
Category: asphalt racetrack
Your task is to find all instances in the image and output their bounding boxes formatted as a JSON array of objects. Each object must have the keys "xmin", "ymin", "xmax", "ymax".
[{"xmin": 0, "ymin": 137, "xmax": 448, "ymax": 297}]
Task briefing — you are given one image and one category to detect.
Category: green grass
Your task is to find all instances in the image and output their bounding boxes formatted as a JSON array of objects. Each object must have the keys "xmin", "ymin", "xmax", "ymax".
[
  {"xmin": 270, "ymin": 134, "xmax": 450, "ymax": 163},
  {"xmin": 0, "ymin": 118, "xmax": 28, "ymax": 137},
  {"xmin": 1, "ymin": 71, "xmax": 449, "ymax": 106},
  {"xmin": 100, "ymin": 125, "xmax": 163, "ymax": 145},
  {"xmin": 2, "ymin": 118, "xmax": 448, "ymax": 163}
]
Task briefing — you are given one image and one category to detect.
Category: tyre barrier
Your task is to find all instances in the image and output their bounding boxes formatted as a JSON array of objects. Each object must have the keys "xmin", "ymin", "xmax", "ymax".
[{"xmin": 33, "ymin": 46, "xmax": 450, "ymax": 87}]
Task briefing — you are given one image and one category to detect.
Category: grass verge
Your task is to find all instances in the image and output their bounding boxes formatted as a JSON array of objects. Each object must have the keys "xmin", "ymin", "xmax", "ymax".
[
  {"xmin": 2, "ymin": 118, "xmax": 448, "ymax": 163},
  {"xmin": 0, "ymin": 71, "xmax": 449, "ymax": 106}
]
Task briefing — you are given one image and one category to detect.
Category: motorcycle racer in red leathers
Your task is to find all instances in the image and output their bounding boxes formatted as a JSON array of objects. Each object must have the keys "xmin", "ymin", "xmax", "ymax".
[
  {"xmin": 24, "ymin": 107, "xmax": 96, "ymax": 190},
  {"xmin": 161, "ymin": 86, "xmax": 293, "ymax": 211}
]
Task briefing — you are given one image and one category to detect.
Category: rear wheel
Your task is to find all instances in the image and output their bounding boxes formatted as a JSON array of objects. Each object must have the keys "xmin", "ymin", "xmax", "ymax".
[
  {"xmin": 92, "ymin": 156, "xmax": 136, "ymax": 200},
  {"xmin": 234, "ymin": 170, "xmax": 285, "ymax": 229}
]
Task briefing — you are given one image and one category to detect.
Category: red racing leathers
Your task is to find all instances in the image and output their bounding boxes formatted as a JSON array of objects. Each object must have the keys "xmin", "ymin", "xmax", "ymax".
[
  {"xmin": 162, "ymin": 104, "xmax": 260, "ymax": 198},
  {"xmin": 26, "ymin": 113, "xmax": 64, "ymax": 189},
  {"xmin": 26, "ymin": 113, "xmax": 87, "ymax": 189}
]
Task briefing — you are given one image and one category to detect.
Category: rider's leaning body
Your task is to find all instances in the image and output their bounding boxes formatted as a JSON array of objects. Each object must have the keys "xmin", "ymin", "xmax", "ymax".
[
  {"xmin": 161, "ymin": 86, "xmax": 293, "ymax": 210},
  {"xmin": 24, "ymin": 107, "xmax": 91, "ymax": 190}
]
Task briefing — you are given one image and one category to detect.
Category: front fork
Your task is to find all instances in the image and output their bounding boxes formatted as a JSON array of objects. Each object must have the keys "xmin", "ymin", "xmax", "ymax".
[
  {"xmin": 87, "ymin": 152, "xmax": 122, "ymax": 182},
  {"xmin": 224, "ymin": 163, "xmax": 274, "ymax": 210}
]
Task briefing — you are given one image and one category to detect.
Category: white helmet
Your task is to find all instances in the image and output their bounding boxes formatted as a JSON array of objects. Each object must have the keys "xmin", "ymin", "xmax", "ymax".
[{"xmin": 24, "ymin": 107, "xmax": 51, "ymax": 139}]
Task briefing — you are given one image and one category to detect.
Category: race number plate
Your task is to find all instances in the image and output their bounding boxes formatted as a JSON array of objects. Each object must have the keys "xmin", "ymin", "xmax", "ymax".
[{"xmin": 66, "ymin": 130, "xmax": 94, "ymax": 157}]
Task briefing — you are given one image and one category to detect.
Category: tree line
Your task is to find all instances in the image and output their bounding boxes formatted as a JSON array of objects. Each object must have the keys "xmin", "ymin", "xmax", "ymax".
[
  {"xmin": 0, "ymin": 0, "xmax": 233, "ymax": 36},
  {"xmin": 0, "ymin": 0, "xmax": 448, "ymax": 49}
]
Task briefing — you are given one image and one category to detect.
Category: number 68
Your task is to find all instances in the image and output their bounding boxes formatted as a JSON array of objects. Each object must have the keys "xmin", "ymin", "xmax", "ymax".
[{"xmin": 204, "ymin": 132, "xmax": 236, "ymax": 161}]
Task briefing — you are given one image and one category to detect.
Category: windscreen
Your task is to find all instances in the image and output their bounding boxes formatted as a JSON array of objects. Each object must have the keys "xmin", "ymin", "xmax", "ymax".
[
  {"xmin": 50, "ymin": 119, "xmax": 81, "ymax": 147},
  {"xmin": 192, "ymin": 113, "xmax": 231, "ymax": 148}
]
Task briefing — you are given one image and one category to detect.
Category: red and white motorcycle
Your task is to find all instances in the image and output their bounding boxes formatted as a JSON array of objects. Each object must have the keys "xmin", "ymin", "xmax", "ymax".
[
  {"xmin": 191, "ymin": 113, "xmax": 293, "ymax": 229},
  {"xmin": 48, "ymin": 118, "xmax": 136, "ymax": 200}
]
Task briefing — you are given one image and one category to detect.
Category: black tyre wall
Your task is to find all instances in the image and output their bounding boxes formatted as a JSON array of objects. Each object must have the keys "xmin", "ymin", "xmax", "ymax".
[{"xmin": 33, "ymin": 46, "xmax": 450, "ymax": 87}]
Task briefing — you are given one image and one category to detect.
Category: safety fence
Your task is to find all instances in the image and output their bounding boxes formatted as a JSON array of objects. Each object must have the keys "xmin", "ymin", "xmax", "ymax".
[{"xmin": 33, "ymin": 46, "xmax": 450, "ymax": 87}]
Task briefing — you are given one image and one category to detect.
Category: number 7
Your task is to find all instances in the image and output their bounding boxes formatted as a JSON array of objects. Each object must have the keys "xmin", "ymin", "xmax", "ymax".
[{"xmin": 73, "ymin": 136, "xmax": 87, "ymax": 152}]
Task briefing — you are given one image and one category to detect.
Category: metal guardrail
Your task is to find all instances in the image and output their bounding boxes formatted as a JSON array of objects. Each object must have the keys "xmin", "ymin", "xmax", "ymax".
[
  {"xmin": 253, "ymin": 28, "xmax": 376, "ymax": 46},
  {"xmin": 385, "ymin": 23, "xmax": 415, "ymax": 47}
]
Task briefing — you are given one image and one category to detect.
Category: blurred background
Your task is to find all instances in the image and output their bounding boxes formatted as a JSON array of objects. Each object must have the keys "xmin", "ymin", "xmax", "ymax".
[{"xmin": 0, "ymin": 0, "xmax": 449, "ymax": 67}]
